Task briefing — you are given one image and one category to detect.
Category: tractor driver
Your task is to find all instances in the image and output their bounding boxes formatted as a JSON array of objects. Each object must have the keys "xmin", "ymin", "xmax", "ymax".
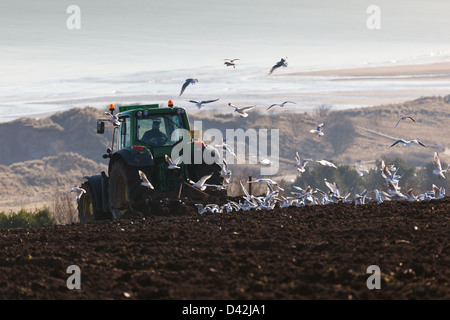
[{"xmin": 142, "ymin": 119, "xmax": 168, "ymax": 146}]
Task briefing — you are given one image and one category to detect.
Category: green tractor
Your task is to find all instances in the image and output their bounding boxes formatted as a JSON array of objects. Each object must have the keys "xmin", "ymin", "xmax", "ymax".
[{"xmin": 77, "ymin": 101, "xmax": 225, "ymax": 222}]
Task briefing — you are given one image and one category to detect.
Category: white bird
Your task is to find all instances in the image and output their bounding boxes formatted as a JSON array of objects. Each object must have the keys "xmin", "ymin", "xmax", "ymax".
[
  {"xmin": 215, "ymin": 139, "xmax": 237, "ymax": 159},
  {"xmin": 165, "ymin": 154, "xmax": 182, "ymax": 169},
  {"xmin": 239, "ymin": 180, "xmax": 254, "ymax": 202},
  {"xmin": 139, "ymin": 170, "xmax": 154, "ymax": 189},
  {"xmin": 69, "ymin": 186, "xmax": 86, "ymax": 204},
  {"xmin": 310, "ymin": 123, "xmax": 324, "ymax": 137},
  {"xmin": 406, "ymin": 188, "xmax": 418, "ymax": 202},
  {"xmin": 324, "ymin": 178, "xmax": 340, "ymax": 198},
  {"xmin": 315, "ymin": 159, "xmax": 337, "ymax": 169},
  {"xmin": 224, "ymin": 59, "xmax": 239, "ymax": 68},
  {"xmin": 268, "ymin": 57, "xmax": 288, "ymax": 75},
  {"xmin": 294, "ymin": 152, "xmax": 313, "ymax": 173},
  {"xmin": 258, "ymin": 156, "xmax": 272, "ymax": 165},
  {"xmin": 228, "ymin": 103, "xmax": 255, "ymax": 118},
  {"xmin": 179, "ymin": 78, "xmax": 198, "ymax": 96},
  {"xmin": 104, "ymin": 112, "xmax": 120, "ymax": 126},
  {"xmin": 204, "ymin": 182, "xmax": 234, "ymax": 190},
  {"xmin": 433, "ymin": 152, "xmax": 448, "ymax": 179},
  {"xmin": 220, "ymin": 158, "xmax": 232, "ymax": 183},
  {"xmin": 195, "ymin": 204, "xmax": 208, "ymax": 214},
  {"xmin": 188, "ymin": 99, "xmax": 219, "ymax": 109},
  {"xmin": 248, "ymin": 178, "xmax": 284, "ymax": 191},
  {"xmin": 188, "ymin": 174, "xmax": 213, "ymax": 191},
  {"xmin": 395, "ymin": 115, "xmax": 416, "ymax": 128},
  {"xmin": 390, "ymin": 139, "xmax": 426, "ymax": 148},
  {"xmin": 266, "ymin": 101, "xmax": 296, "ymax": 111}
]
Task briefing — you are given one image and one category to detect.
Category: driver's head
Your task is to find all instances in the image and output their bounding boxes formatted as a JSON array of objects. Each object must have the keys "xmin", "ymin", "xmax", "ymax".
[{"xmin": 152, "ymin": 120, "xmax": 161, "ymax": 129}]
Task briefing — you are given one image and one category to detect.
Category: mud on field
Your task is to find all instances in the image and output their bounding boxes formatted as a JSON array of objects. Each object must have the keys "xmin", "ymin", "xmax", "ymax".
[{"xmin": 0, "ymin": 196, "xmax": 449, "ymax": 300}]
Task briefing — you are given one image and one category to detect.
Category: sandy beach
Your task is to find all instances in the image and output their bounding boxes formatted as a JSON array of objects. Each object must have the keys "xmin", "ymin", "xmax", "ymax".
[{"xmin": 288, "ymin": 61, "xmax": 450, "ymax": 79}]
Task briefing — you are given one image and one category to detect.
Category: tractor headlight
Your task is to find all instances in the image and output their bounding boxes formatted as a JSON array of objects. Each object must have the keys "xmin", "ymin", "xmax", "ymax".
[
  {"xmin": 136, "ymin": 111, "xmax": 143, "ymax": 118},
  {"xmin": 143, "ymin": 109, "xmax": 149, "ymax": 117}
]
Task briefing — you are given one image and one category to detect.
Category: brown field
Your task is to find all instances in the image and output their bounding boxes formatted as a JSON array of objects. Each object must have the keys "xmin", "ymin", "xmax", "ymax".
[{"xmin": 0, "ymin": 195, "xmax": 448, "ymax": 301}]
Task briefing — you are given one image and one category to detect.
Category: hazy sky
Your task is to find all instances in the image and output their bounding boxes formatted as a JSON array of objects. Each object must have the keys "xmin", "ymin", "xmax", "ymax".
[{"xmin": 1, "ymin": 0, "xmax": 450, "ymax": 81}]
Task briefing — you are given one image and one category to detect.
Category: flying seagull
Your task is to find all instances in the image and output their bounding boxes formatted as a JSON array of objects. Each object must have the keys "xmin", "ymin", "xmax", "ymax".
[
  {"xmin": 315, "ymin": 159, "xmax": 337, "ymax": 169},
  {"xmin": 395, "ymin": 115, "xmax": 416, "ymax": 128},
  {"xmin": 179, "ymin": 78, "xmax": 198, "ymax": 96},
  {"xmin": 165, "ymin": 154, "xmax": 182, "ymax": 169},
  {"xmin": 248, "ymin": 178, "xmax": 284, "ymax": 191},
  {"xmin": 215, "ymin": 139, "xmax": 237, "ymax": 159},
  {"xmin": 139, "ymin": 170, "xmax": 154, "ymax": 189},
  {"xmin": 187, "ymin": 98, "xmax": 219, "ymax": 109},
  {"xmin": 433, "ymin": 152, "xmax": 449, "ymax": 179},
  {"xmin": 68, "ymin": 186, "xmax": 86, "ymax": 204},
  {"xmin": 266, "ymin": 101, "xmax": 296, "ymax": 111},
  {"xmin": 268, "ymin": 57, "xmax": 288, "ymax": 75},
  {"xmin": 310, "ymin": 123, "xmax": 324, "ymax": 137},
  {"xmin": 228, "ymin": 103, "xmax": 255, "ymax": 118},
  {"xmin": 389, "ymin": 139, "xmax": 426, "ymax": 148},
  {"xmin": 294, "ymin": 152, "xmax": 313, "ymax": 173},
  {"xmin": 104, "ymin": 112, "xmax": 120, "ymax": 127},
  {"xmin": 188, "ymin": 174, "xmax": 213, "ymax": 191},
  {"xmin": 224, "ymin": 59, "xmax": 239, "ymax": 68}
]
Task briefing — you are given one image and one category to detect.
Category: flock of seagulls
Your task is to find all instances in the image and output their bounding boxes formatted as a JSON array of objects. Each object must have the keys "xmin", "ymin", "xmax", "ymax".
[
  {"xmin": 192, "ymin": 156, "xmax": 446, "ymax": 214},
  {"xmin": 186, "ymin": 112, "xmax": 448, "ymax": 214},
  {"xmin": 176, "ymin": 56, "xmax": 293, "ymax": 117}
]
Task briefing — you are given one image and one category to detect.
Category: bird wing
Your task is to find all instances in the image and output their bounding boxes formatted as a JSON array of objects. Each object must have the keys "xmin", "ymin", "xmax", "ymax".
[
  {"xmin": 390, "ymin": 140, "xmax": 404, "ymax": 147},
  {"xmin": 394, "ymin": 118, "xmax": 402, "ymax": 128},
  {"xmin": 407, "ymin": 116, "xmax": 416, "ymax": 122},
  {"xmin": 267, "ymin": 104, "xmax": 279, "ymax": 111},
  {"xmin": 240, "ymin": 106, "xmax": 255, "ymax": 111},
  {"xmin": 165, "ymin": 154, "xmax": 173, "ymax": 165},
  {"xmin": 281, "ymin": 101, "xmax": 296, "ymax": 106},
  {"xmin": 316, "ymin": 160, "xmax": 337, "ymax": 168},
  {"xmin": 172, "ymin": 155, "xmax": 183, "ymax": 165},
  {"xmin": 317, "ymin": 123, "xmax": 324, "ymax": 131},
  {"xmin": 188, "ymin": 100, "xmax": 199, "ymax": 104},
  {"xmin": 139, "ymin": 170, "xmax": 154, "ymax": 189},
  {"xmin": 228, "ymin": 103, "xmax": 237, "ymax": 109},
  {"xmin": 179, "ymin": 80, "xmax": 190, "ymax": 96},
  {"xmin": 434, "ymin": 152, "xmax": 442, "ymax": 171},
  {"xmin": 324, "ymin": 179, "xmax": 335, "ymax": 193},
  {"xmin": 201, "ymin": 99, "xmax": 219, "ymax": 104},
  {"xmin": 295, "ymin": 152, "xmax": 300, "ymax": 163},
  {"xmin": 416, "ymin": 140, "xmax": 427, "ymax": 147},
  {"xmin": 198, "ymin": 174, "xmax": 213, "ymax": 185}
]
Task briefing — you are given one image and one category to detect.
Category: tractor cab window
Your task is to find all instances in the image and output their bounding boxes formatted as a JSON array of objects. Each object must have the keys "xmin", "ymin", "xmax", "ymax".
[
  {"xmin": 117, "ymin": 117, "xmax": 130, "ymax": 149},
  {"xmin": 138, "ymin": 114, "xmax": 184, "ymax": 147}
]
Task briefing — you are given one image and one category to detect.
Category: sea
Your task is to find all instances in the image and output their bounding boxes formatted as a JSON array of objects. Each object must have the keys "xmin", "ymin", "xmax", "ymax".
[{"xmin": 1, "ymin": 0, "xmax": 450, "ymax": 123}]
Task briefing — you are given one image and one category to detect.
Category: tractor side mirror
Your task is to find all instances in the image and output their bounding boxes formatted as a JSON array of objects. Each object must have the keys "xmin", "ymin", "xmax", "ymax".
[{"xmin": 97, "ymin": 121, "xmax": 105, "ymax": 134}]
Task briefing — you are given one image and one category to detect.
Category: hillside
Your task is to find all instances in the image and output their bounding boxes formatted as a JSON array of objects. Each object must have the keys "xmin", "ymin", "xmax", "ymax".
[
  {"xmin": 0, "ymin": 106, "xmax": 114, "ymax": 166},
  {"xmin": 190, "ymin": 94, "xmax": 450, "ymax": 170},
  {"xmin": 0, "ymin": 153, "xmax": 107, "ymax": 212},
  {"xmin": 1, "ymin": 95, "xmax": 449, "ymax": 212}
]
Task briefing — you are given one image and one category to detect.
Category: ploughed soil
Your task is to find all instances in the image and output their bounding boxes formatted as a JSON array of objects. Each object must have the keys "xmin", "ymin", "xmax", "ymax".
[{"xmin": 0, "ymin": 195, "xmax": 449, "ymax": 300}]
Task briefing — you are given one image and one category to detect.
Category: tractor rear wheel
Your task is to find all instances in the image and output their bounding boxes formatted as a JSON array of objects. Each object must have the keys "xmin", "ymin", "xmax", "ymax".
[
  {"xmin": 78, "ymin": 181, "xmax": 101, "ymax": 222},
  {"xmin": 108, "ymin": 160, "xmax": 150, "ymax": 219}
]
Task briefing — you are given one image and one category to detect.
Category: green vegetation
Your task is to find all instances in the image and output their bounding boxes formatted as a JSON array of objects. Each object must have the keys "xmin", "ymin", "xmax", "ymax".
[{"xmin": 0, "ymin": 207, "xmax": 55, "ymax": 229}]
